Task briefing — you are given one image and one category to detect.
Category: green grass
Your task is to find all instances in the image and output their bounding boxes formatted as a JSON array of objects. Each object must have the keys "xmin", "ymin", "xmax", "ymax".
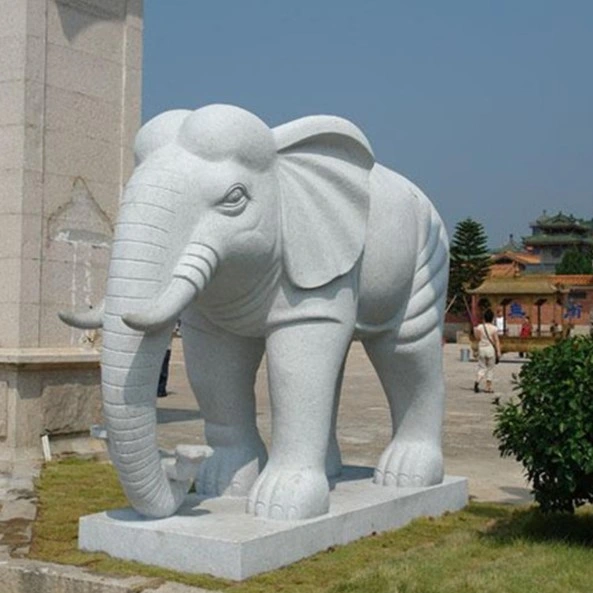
[{"xmin": 30, "ymin": 459, "xmax": 593, "ymax": 592}]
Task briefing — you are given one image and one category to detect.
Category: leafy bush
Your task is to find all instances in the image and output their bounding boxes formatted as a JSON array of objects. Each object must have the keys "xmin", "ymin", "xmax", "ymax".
[{"xmin": 493, "ymin": 336, "xmax": 593, "ymax": 513}]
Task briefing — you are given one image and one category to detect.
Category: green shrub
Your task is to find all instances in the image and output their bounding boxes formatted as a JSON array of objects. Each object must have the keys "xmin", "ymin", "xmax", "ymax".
[{"xmin": 493, "ymin": 336, "xmax": 593, "ymax": 513}]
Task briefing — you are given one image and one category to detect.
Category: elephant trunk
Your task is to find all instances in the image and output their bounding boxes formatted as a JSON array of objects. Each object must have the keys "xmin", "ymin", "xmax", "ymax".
[{"xmin": 101, "ymin": 186, "xmax": 216, "ymax": 518}]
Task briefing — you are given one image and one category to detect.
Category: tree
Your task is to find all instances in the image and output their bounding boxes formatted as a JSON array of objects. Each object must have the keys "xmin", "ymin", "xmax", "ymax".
[
  {"xmin": 447, "ymin": 218, "xmax": 491, "ymax": 315},
  {"xmin": 555, "ymin": 247, "xmax": 593, "ymax": 275}
]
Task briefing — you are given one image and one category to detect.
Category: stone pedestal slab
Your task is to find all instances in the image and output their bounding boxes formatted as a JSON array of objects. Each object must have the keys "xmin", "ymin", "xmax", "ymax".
[
  {"xmin": 79, "ymin": 470, "xmax": 468, "ymax": 580},
  {"xmin": 0, "ymin": 348, "xmax": 104, "ymax": 470}
]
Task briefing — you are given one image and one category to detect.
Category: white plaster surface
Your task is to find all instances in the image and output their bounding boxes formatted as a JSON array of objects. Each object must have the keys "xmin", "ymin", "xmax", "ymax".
[{"xmin": 79, "ymin": 472, "xmax": 468, "ymax": 580}]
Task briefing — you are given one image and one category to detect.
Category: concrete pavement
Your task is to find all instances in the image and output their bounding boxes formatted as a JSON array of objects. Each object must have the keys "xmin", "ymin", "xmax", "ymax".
[{"xmin": 157, "ymin": 340, "xmax": 531, "ymax": 504}]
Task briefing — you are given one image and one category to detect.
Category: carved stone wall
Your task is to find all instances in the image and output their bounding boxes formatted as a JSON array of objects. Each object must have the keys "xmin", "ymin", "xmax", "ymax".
[
  {"xmin": 0, "ymin": 0, "xmax": 142, "ymax": 349},
  {"xmin": 0, "ymin": 0, "xmax": 143, "ymax": 466}
]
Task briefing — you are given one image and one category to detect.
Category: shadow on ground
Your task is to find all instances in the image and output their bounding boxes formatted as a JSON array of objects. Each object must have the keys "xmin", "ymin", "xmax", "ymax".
[
  {"xmin": 156, "ymin": 408, "xmax": 202, "ymax": 424},
  {"xmin": 471, "ymin": 504, "xmax": 593, "ymax": 547}
]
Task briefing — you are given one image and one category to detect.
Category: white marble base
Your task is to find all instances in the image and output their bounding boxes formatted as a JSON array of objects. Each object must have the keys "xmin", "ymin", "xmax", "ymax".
[{"xmin": 79, "ymin": 468, "xmax": 468, "ymax": 580}]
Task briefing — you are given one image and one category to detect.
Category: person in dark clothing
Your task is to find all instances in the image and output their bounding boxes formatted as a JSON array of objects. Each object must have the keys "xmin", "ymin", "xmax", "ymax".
[
  {"xmin": 157, "ymin": 347, "xmax": 171, "ymax": 398},
  {"xmin": 157, "ymin": 321, "xmax": 180, "ymax": 398}
]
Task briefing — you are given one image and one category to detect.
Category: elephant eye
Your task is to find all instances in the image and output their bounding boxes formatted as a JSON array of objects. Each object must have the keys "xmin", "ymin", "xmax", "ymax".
[{"xmin": 218, "ymin": 184, "xmax": 249, "ymax": 215}]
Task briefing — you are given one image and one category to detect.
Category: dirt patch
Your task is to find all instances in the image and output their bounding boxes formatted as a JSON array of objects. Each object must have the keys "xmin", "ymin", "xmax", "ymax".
[{"xmin": 0, "ymin": 517, "xmax": 33, "ymax": 554}]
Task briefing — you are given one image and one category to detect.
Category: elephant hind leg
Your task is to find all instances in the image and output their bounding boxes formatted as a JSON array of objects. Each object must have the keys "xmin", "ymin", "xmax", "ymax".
[
  {"xmin": 363, "ymin": 326, "xmax": 445, "ymax": 488},
  {"xmin": 363, "ymin": 202, "xmax": 448, "ymax": 487},
  {"xmin": 181, "ymin": 311, "xmax": 267, "ymax": 497}
]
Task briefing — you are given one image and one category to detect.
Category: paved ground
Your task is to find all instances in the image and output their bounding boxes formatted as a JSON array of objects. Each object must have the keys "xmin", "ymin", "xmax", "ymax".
[
  {"xmin": 0, "ymin": 341, "xmax": 531, "ymax": 586},
  {"xmin": 0, "ymin": 462, "xmax": 39, "ymax": 561},
  {"xmin": 157, "ymin": 340, "xmax": 531, "ymax": 505}
]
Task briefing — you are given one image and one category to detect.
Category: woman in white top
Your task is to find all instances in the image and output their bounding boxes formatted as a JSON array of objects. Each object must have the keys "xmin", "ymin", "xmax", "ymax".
[{"xmin": 473, "ymin": 309, "xmax": 502, "ymax": 393}]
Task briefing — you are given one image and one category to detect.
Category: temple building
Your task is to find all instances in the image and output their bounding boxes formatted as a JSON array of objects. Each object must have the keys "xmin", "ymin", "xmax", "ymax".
[
  {"xmin": 466, "ymin": 212, "xmax": 593, "ymax": 337},
  {"xmin": 489, "ymin": 237, "xmax": 540, "ymax": 277},
  {"xmin": 522, "ymin": 211, "xmax": 593, "ymax": 273},
  {"xmin": 468, "ymin": 274, "xmax": 593, "ymax": 336}
]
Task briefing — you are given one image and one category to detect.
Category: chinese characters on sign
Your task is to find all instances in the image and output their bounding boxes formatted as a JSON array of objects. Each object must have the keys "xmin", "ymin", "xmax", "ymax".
[
  {"xmin": 564, "ymin": 301, "xmax": 582, "ymax": 319},
  {"xmin": 509, "ymin": 302, "xmax": 525, "ymax": 318}
]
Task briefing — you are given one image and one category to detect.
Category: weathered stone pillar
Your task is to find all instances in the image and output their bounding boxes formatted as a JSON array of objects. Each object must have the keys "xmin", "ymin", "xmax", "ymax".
[{"xmin": 0, "ymin": 0, "xmax": 143, "ymax": 468}]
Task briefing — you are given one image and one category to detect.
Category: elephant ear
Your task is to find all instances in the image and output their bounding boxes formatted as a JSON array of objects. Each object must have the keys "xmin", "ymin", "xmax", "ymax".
[{"xmin": 273, "ymin": 116, "xmax": 375, "ymax": 289}]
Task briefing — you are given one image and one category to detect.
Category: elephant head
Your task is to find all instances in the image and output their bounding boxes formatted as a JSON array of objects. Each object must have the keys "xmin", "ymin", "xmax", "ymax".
[{"xmin": 60, "ymin": 104, "xmax": 374, "ymax": 517}]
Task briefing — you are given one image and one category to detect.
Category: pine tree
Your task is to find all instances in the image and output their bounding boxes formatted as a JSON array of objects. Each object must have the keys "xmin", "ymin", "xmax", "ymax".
[
  {"xmin": 447, "ymin": 218, "xmax": 491, "ymax": 314},
  {"xmin": 555, "ymin": 247, "xmax": 593, "ymax": 275}
]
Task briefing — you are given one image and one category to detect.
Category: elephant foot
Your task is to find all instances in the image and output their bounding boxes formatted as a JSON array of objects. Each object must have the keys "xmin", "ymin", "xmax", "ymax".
[
  {"xmin": 196, "ymin": 442, "xmax": 267, "ymax": 497},
  {"xmin": 247, "ymin": 465, "xmax": 330, "ymax": 520},
  {"xmin": 373, "ymin": 439, "xmax": 444, "ymax": 488}
]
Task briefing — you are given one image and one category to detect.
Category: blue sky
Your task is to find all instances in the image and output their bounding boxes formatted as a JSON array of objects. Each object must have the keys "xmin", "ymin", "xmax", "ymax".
[{"xmin": 142, "ymin": 1, "xmax": 593, "ymax": 248}]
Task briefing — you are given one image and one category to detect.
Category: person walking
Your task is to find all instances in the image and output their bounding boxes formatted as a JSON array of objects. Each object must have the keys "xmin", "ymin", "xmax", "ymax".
[
  {"xmin": 495, "ymin": 307, "xmax": 505, "ymax": 336},
  {"xmin": 519, "ymin": 315, "xmax": 532, "ymax": 358},
  {"xmin": 473, "ymin": 309, "xmax": 501, "ymax": 394}
]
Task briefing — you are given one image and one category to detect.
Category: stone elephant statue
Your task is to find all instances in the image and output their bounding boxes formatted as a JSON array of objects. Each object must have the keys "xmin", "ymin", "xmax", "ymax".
[{"xmin": 60, "ymin": 104, "xmax": 449, "ymax": 521}]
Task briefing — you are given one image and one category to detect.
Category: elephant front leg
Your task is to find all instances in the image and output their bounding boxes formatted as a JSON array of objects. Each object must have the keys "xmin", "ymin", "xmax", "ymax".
[
  {"xmin": 181, "ymin": 313, "xmax": 267, "ymax": 497},
  {"xmin": 247, "ymin": 321, "xmax": 352, "ymax": 520}
]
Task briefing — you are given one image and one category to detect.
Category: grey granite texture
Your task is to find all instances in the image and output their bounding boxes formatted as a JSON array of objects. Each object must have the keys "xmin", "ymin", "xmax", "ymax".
[
  {"xmin": 62, "ymin": 104, "xmax": 450, "ymax": 522},
  {"xmin": 79, "ymin": 474, "xmax": 468, "ymax": 580}
]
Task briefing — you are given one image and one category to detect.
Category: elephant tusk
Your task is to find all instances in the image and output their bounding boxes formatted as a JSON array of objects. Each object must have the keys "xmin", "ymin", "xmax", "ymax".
[
  {"xmin": 122, "ymin": 242, "xmax": 218, "ymax": 334},
  {"xmin": 122, "ymin": 277, "xmax": 198, "ymax": 333},
  {"xmin": 58, "ymin": 301, "xmax": 104, "ymax": 329}
]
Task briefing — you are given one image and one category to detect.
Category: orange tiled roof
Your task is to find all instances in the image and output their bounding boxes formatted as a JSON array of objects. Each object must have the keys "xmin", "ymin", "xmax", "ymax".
[
  {"xmin": 515, "ymin": 253, "xmax": 541, "ymax": 265},
  {"xmin": 470, "ymin": 274, "xmax": 593, "ymax": 295},
  {"xmin": 553, "ymin": 275, "xmax": 593, "ymax": 287},
  {"xmin": 468, "ymin": 275, "xmax": 564, "ymax": 295},
  {"xmin": 491, "ymin": 251, "xmax": 541, "ymax": 265},
  {"xmin": 489, "ymin": 263, "xmax": 520, "ymax": 277}
]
